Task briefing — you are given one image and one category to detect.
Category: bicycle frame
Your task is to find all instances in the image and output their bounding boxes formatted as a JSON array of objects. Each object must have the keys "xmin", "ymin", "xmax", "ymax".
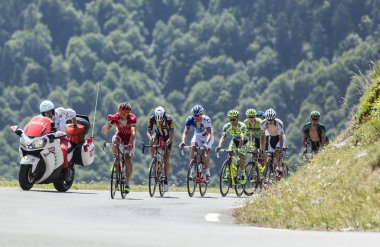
[
  {"xmin": 217, "ymin": 149, "xmax": 240, "ymax": 185},
  {"xmin": 182, "ymin": 145, "xmax": 205, "ymax": 183}
]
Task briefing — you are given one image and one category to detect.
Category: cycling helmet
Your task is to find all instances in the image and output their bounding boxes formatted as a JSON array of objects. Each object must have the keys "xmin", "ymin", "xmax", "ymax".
[
  {"xmin": 264, "ymin": 108, "xmax": 276, "ymax": 120},
  {"xmin": 256, "ymin": 111, "xmax": 265, "ymax": 118},
  {"xmin": 154, "ymin": 106, "xmax": 165, "ymax": 121},
  {"xmin": 310, "ymin": 111, "xmax": 321, "ymax": 119},
  {"xmin": 191, "ymin": 104, "xmax": 204, "ymax": 115},
  {"xmin": 118, "ymin": 102, "xmax": 132, "ymax": 116},
  {"xmin": 245, "ymin": 108, "xmax": 257, "ymax": 117},
  {"xmin": 227, "ymin": 109, "xmax": 239, "ymax": 119},
  {"xmin": 39, "ymin": 100, "xmax": 55, "ymax": 113}
]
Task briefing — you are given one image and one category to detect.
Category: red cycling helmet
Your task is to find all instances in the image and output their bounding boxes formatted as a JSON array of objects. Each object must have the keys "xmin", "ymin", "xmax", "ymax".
[{"xmin": 118, "ymin": 102, "xmax": 132, "ymax": 116}]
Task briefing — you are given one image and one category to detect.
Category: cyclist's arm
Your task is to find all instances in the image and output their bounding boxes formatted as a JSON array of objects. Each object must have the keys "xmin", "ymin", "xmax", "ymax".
[
  {"xmin": 205, "ymin": 127, "xmax": 212, "ymax": 145},
  {"xmin": 260, "ymin": 130, "xmax": 266, "ymax": 150},
  {"xmin": 181, "ymin": 127, "xmax": 190, "ymax": 144},
  {"xmin": 129, "ymin": 126, "xmax": 136, "ymax": 145},
  {"xmin": 167, "ymin": 129, "xmax": 174, "ymax": 144},
  {"xmin": 146, "ymin": 128, "xmax": 153, "ymax": 139},
  {"xmin": 279, "ymin": 131, "xmax": 284, "ymax": 150},
  {"xmin": 217, "ymin": 135, "xmax": 225, "ymax": 148},
  {"xmin": 101, "ymin": 122, "xmax": 112, "ymax": 135}
]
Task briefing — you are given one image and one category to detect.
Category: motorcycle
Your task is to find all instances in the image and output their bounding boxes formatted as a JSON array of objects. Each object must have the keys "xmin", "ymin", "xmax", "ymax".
[{"xmin": 10, "ymin": 115, "xmax": 95, "ymax": 192}]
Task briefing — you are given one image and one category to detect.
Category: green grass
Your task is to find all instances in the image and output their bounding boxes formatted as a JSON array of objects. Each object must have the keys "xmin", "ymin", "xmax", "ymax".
[{"xmin": 234, "ymin": 115, "xmax": 380, "ymax": 231}]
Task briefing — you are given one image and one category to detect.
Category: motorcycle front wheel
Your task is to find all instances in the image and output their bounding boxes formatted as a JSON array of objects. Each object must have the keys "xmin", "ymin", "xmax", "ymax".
[
  {"xmin": 53, "ymin": 166, "xmax": 75, "ymax": 192},
  {"xmin": 19, "ymin": 165, "xmax": 35, "ymax": 190}
]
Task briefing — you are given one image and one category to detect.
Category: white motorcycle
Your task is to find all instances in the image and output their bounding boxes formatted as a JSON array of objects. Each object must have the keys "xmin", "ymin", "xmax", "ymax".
[{"xmin": 10, "ymin": 115, "xmax": 95, "ymax": 192}]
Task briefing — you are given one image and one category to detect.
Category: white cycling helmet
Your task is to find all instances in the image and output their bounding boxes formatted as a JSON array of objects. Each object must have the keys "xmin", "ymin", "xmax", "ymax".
[
  {"xmin": 154, "ymin": 106, "xmax": 165, "ymax": 121},
  {"xmin": 265, "ymin": 108, "xmax": 276, "ymax": 120},
  {"xmin": 39, "ymin": 100, "xmax": 55, "ymax": 113}
]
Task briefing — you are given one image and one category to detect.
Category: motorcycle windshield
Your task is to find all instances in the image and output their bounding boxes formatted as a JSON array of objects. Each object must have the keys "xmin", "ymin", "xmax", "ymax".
[{"xmin": 24, "ymin": 116, "xmax": 52, "ymax": 137}]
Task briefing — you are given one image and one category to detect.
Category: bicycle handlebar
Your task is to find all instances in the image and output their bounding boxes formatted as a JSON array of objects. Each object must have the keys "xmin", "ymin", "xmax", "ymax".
[
  {"xmin": 103, "ymin": 142, "xmax": 131, "ymax": 153},
  {"xmin": 180, "ymin": 145, "xmax": 206, "ymax": 156},
  {"xmin": 141, "ymin": 142, "xmax": 168, "ymax": 154},
  {"xmin": 216, "ymin": 149, "xmax": 239, "ymax": 159}
]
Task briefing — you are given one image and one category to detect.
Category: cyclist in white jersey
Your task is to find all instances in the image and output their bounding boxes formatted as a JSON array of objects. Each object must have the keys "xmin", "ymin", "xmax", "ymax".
[
  {"xmin": 179, "ymin": 105, "xmax": 214, "ymax": 184},
  {"xmin": 260, "ymin": 108, "xmax": 286, "ymax": 171}
]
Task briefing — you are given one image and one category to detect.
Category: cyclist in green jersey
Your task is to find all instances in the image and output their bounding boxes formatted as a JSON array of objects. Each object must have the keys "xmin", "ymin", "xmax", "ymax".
[
  {"xmin": 243, "ymin": 108, "xmax": 262, "ymax": 151},
  {"xmin": 215, "ymin": 110, "xmax": 248, "ymax": 184},
  {"xmin": 303, "ymin": 111, "xmax": 327, "ymax": 153}
]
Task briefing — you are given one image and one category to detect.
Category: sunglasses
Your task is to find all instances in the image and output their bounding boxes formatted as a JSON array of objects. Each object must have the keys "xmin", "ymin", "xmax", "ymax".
[
  {"xmin": 248, "ymin": 116, "xmax": 255, "ymax": 118},
  {"xmin": 229, "ymin": 118, "xmax": 237, "ymax": 122},
  {"xmin": 193, "ymin": 114, "xmax": 202, "ymax": 117},
  {"xmin": 312, "ymin": 118, "xmax": 319, "ymax": 121}
]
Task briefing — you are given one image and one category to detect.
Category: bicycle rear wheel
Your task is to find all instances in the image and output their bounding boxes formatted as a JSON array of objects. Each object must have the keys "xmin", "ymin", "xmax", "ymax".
[
  {"xmin": 110, "ymin": 163, "xmax": 117, "ymax": 199},
  {"xmin": 187, "ymin": 160, "xmax": 197, "ymax": 197},
  {"xmin": 234, "ymin": 166, "xmax": 244, "ymax": 197},
  {"xmin": 244, "ymin": 162, "xmax": 260, "ymax": 196},
  {"xmin": 219, "ymin": 160, "xmax": 231, "ymax": 197},
  {"xmin": 199, "ymin": 165, "xmax": 208, "ymax": 197},
  {"xmin": 148, "ymin": 159, "xmax": 158, "ymax": 197},
  {"xmin": 263, "ymin": 161, "xmax": 275, "ymax": 185}
]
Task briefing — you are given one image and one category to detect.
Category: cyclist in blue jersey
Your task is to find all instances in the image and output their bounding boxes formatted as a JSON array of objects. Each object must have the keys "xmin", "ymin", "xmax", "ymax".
[{"xmin": 180, "ymin": 105, "xmax": 214, "ymax": 184}]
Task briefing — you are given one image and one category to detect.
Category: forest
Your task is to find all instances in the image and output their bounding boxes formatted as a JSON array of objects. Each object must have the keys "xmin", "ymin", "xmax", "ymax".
[{"xmin": 0, "ymin": 0, "xmax": 379, "ymax": 186}]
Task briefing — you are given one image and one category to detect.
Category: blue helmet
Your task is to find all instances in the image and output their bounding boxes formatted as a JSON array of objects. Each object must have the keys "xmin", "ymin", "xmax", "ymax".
[
  {"xmin": 191, "ymin": 104, "xmax": 204, "ymax": 115},
  {"xmin": 256, "ymin": 111, "xmax": 265, "ymax": 118}
]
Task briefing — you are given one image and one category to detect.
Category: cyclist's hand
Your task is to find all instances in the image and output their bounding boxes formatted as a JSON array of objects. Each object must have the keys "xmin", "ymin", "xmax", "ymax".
[
  {"xmin": 166, "ymin": 139, "xmax": 172, "ymax": 145},
  {"xmin": 149, "ymin": 136, "xmax": 156, "ymax": 141},
  {"xmin": 215, "ymin": 146, "xmax": 221, "ymax": 153},
  {"xmin": 202, "ymin": 142, "xmax": 208, "ymax": 149},
  {"xmin": 107, "ymin": 114, "xmax": 117, "ymax": 123},
  {"xmin": 179, "ymin": 142, "xmax": 185, "ymax": 149},
  {"xmin": 303, "ymin": 147, "xmax": 307, "ymax": 154},
  {"xmin": 127, "ymin": 143, "xmax": 133, "ymax": 150}
]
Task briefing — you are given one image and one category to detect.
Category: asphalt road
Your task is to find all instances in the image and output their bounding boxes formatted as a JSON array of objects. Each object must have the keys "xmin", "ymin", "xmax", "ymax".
[{"xmin": 1, "ymin": 187, "xmax": 380, "ymax": 247}]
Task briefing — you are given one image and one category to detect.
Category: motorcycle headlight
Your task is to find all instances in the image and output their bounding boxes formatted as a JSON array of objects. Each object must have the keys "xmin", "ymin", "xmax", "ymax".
[
  {"xmin": 31, "ymin": 138, "xmax": 47, "ymax": 148},
  {"xmin": 20, "ymin": 136, "xmax": 27, "ymax": 148}
]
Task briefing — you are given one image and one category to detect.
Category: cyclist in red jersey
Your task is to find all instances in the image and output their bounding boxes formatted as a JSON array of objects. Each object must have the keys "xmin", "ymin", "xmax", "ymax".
[{"xmin": 101, "ymin": 102, "xmax": 136, "ymax": 194}]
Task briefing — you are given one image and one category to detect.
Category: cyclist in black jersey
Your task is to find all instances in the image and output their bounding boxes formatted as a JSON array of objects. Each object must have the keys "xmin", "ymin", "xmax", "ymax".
[{"xmin": 146, "ymin": 106, "xmax": 174, "ymax": 192}]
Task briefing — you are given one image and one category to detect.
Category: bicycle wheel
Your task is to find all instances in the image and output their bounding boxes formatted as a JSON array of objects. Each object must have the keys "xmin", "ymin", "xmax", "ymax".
[
  {"xmin": 219, "ymin": 159, "xmax": 231, "ymax": 197},
  {"xmin": 199, "ymin": 164, "xmax": 208, "ymax": 197},
  {"xmin": 110, "ymin": 163, "xmax": 117, "ymax": 199},
  {"xmin": 234, "ymin": 165, "xmax": 244, "ymax": 197},
  {"xmin": 120, "ymin": 163, "xmax": 126, "ymax": 199},
  {"xmin": 244, "ymin": 162, "xmax": 260, "ymax": 196},
  {"xmin": 148, "ymin": 159, "xmax": 158, "ymax": 197},
  {"xmin": 187, "ymin": 160, "xmax": 197, "ymax": 197},
  {"xmin": 158, "ymin": 161, "xmax": 164, "ymax": 197}
]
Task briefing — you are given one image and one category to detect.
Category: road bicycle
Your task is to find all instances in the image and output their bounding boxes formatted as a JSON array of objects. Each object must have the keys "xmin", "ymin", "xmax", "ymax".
[
  {"xmin": 142, "ymin": 137, "xmax": 168, "ymax": 197},
  {"xmin": 262, "ymin": 147, "xmax": 289, "ymax": 185},
  {"xmin": 181, "ymin": 145, "xmax": 208, "ymax": 197},
  {"xmin": 103, "ymin": 142, "xmax": 130, "ymax": 199},
  {"xmin": 243, "ymin": 149, "xmax": 262, "ymax": 196},
  {"xmin": 216, "ymin": 149, "xmax": 245, "ymax": 197}
]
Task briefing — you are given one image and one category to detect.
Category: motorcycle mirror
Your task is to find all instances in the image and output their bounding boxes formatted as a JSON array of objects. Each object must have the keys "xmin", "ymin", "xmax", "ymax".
[{"xmin": 10, "ymin": 125, "xmax": 23, "ymax": 137}]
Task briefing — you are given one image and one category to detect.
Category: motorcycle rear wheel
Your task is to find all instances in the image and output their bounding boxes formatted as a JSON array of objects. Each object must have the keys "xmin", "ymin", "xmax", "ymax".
[
  {"xmin": 53, "ymin": 166, "xmax": 75, "ymax": 192},
  {"xmin": 19, "ymin": 165, "xmax": 35, "ymax": 190}
]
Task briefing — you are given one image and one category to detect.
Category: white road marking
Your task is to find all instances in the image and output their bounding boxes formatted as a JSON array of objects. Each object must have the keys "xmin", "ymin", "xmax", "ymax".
[{"xmin": 205, "ymin": 213, "xmax": 220, "ymax": 222}]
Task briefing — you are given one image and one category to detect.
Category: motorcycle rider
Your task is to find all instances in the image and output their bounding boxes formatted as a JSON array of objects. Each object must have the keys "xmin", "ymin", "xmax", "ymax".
[{"xmin": 39, "ymin": 100, "xmax": 77, "ymax": 179}]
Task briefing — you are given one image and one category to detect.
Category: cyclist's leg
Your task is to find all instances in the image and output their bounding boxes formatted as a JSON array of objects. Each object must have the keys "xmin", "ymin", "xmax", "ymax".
[
  {"xmin": 111, "ymin": 135, "xmax": 121, "ymax": 157},
  {"xmin": 163, "ymin": 139, "xmax": 172, "ymax": 180},
  {"xmin": 124, "ymin": 138, "xmax": 135, "ymax": 188}
]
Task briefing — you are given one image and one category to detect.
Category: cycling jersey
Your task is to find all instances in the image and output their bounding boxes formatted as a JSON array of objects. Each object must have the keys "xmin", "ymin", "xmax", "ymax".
[
  {"xmin": 260, "ymin": 118, "xmax": 284, "ymax": 136},
  {"xmin": 221, "ymin": 121, "xmax": 248, "ymax": 155},
  {"xmin": 148, "ymin": 115, "xmax": 174, "ymax": 137},
  {"xmin": 109, "ymin": 113, "xmax": 137, "ymax": 140},
  {"xmin": 303, "ymin": 122, "xmax": 326, "ymax": 140},
  {"xmin": 261, "ymin": 118, "xmax": 285, "ymax": 153},
  {"xmin": 243, "ymin": 118, "xmax": 262, "ymax": 139},
  {"xmin": 185, "ymin": 115, "xmax": 214, "ymax": 148},
  {"xmin": 53, "ymin": 107, "xmax": 76, "ymax": 132}
]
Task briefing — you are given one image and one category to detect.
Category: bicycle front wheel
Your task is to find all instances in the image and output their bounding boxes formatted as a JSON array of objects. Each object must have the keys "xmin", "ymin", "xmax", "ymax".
[
  {"xmin": 110, "ymin": 163, "xmax": 117, "ymax": 199},
  {"xmin": 158, "ymin": 162, "xmax": 164, "ymax": 197},
  {"xmin": 244, "ymin": 162, "xmax": 260, "ymax": 196},
  {"xmin": 187, "ymin": 160, "xmax": 197, "ymax": 197},
  {"xmin": 219, "ymin": 160, "xmax": 231, "ymax": 197},
  {"xmin": 120, "ymin": 163, "xmax": 126, "ymax": 199},
  {"xmin": 234, "ymin": 165, "xmax": 244, "ymax": 197},
  {"xmin": 148, "ymin": 159, "xmax": 158, "ymax": 197},
  {"xmin": 199, "ymin": 165, "xmax": 208, "ymax": 197}
]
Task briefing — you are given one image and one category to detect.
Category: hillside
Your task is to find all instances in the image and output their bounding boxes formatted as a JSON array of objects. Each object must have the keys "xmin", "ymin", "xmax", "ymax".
[
  {"xmin": 234, "ymin": 70, "xmax": 380, "ymax": 230},
  {"xmin": 1, "ymin": 0, "xmax": 380, "ymax": 185}
]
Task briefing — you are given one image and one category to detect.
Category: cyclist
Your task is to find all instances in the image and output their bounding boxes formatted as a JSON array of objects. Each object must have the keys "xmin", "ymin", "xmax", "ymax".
[
  {"xmin": 215, "ymin": 110, "xmax": 248, "ymax": 185},
  {"xmin": 260, "ymin": 108, "xmax": 286, "ymax": 172},
  {"xmin": 243, "ymin": 108, "xmax": 262, "ymax": 151},
  {"xmin": 39, "ymin": 100, "xmax": 77, "ymax": 179},
  {"xmin": 179, "ymin": 104, "xmax": 214, "ymax": 184},
  {"xmin": 303, "ymin": 111, "xmax": 327, "ymax": 154},
  {"xmin": 146, "ymin": 106, "xmax": 174, "ymax": 192},
  {"xmin": 101, "ymin": 102, "xmax": 136, "ymax": 194}
]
